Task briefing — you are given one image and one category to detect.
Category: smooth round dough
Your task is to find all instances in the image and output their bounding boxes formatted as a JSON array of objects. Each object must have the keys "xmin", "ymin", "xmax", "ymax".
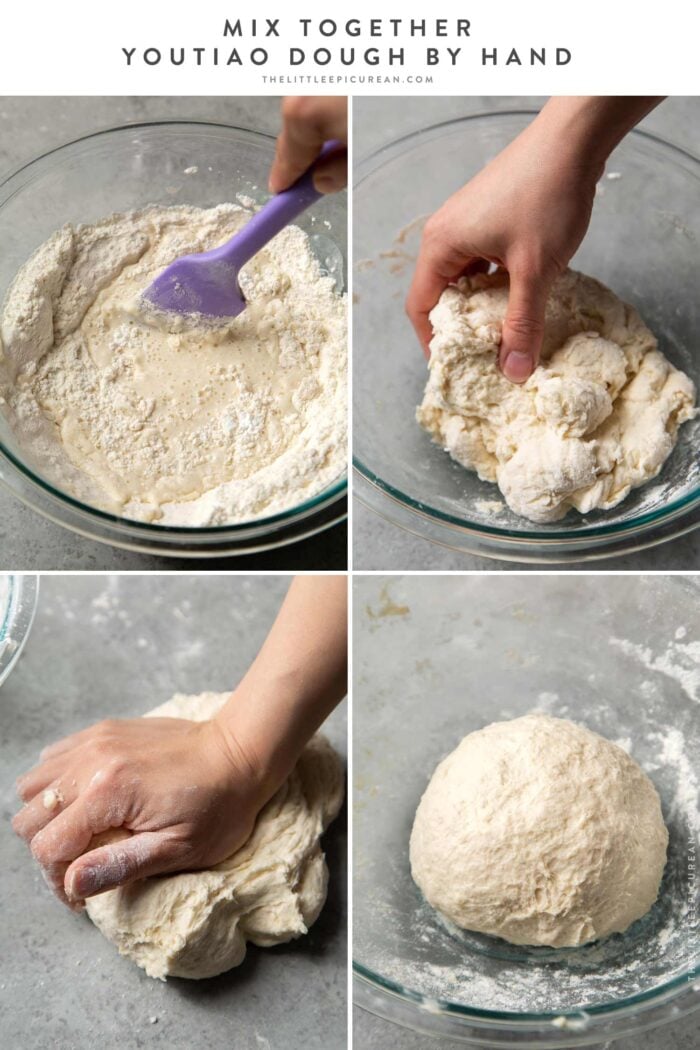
[
  {"xmin": 85, "ymin": 692, "xmax": 344, "ymax": 979},
  {"xmin": 410, "ymin": 713, "xmax": 668, "ymax": 947}
]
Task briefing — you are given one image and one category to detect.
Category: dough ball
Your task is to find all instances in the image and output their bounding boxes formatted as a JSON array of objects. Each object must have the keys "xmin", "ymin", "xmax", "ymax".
[
  {"xmin": 85, "ymin": 692, "xmax": 344, "ymax": 980},
  {"xmin": 410, "ymin": 713, "xmax": 668, "ymax": 948},
  {"xmin": 416, "ymin": 269, "xmax": 696, "ymax": 522}
]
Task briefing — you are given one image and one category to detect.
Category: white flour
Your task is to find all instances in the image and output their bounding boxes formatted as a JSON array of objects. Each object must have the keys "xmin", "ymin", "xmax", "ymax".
[
  {"xmin": 610, "ymin": 634, "xmax": 700, "ymax": 704},
  {"xmin": 0, "ymin": 204, "xmax": 346, "ymax": 526}
]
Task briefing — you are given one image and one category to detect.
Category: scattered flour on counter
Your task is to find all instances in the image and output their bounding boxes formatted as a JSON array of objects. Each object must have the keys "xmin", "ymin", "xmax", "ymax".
[
  {"xmin": 610, "ymin": 634, "xmax": 700, "ymax": 704},
  {"xmin": 0, "ymin": 204, "xmax": 347, "ymax": 526}
]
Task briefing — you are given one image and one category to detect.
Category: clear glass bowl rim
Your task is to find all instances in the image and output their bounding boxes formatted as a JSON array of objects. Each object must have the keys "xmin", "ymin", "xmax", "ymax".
[
  {"xmin": 353, "ymin": 959, "xmax": 700, "ymax": 1027},
  {"xmin": 353, "ymin": 572, "xmax": 700, "ymax": 1027},
  {"xmin": 352, "ymin": 109, "xmax": 700, "ymax": 543},
  {"xmin": 0, "ymin": 119, "xmax": 347, "ymax": 538},
  {"xmin": 0, "ymin": 575, "xmax": 39, "ymax": 688}
]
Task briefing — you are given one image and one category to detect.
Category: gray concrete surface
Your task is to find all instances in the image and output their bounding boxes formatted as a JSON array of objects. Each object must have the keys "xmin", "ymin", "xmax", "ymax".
[
  {"xmin": 0, "ymin": 95, "xmax": 346, "ymax": 570},
  {"xmin": 352, "ymin": 96, "xmax": 700, "ymax": 571},
  {"xmin": 0, "ymin": 575, "xmax": 347, "ymax": 1050}
]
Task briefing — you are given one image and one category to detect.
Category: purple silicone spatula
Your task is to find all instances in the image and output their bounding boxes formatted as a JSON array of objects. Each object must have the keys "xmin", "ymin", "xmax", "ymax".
[{"xmin": 142, "ymin": 140, "xmax": 344, "ymax": 319}]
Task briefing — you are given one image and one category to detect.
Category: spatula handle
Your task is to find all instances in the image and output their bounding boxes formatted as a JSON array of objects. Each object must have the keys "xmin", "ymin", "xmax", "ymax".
[{"xmin": 227, "ymin": 139, "xmax": 345, "ymax": 267}]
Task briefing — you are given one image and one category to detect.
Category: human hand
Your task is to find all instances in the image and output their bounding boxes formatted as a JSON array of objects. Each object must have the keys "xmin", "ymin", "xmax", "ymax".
[
  {"xmin": 407, "ymin": 97, "xmax": 663, "ymax": 382},
  {"xmin": 406, "ymin": 113, "xmax": 598, "ymax": 382},
  {"xmin": 269, "ymin": 96, "xmax": 348, "ymax": 194},
  {"xmin": 13, "ymin": 712, "xmax": 265, "ymax": 908}
]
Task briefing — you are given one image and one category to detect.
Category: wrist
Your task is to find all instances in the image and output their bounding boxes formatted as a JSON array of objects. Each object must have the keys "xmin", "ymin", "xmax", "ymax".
[
  {"xmin": 212, "ymin": 675, "xmax": 308, "ymax": 805},
  {"xmin": 205, "ymin": 714, "xmax": 276, "ymax": 809},
  {"xmin": 530, "ymin": 98, "xmax": 610, "ymax": 182},
  {"xmin": 533, "ymin": 96, "xmax": 663, "ymax": 181}
]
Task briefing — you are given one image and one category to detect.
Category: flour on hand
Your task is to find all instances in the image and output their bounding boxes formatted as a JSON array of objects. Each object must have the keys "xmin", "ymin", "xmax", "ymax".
[
  {"xmin": 0, "ymin": 204, "xmax": 347, "ymax": 526},
  {"xmin": 417, "ymin": 269, "xmax": 695, "ymax": 523},
  {"xmin": 85, "ymin": 692, "xmax": 344, "ymax": 980}
]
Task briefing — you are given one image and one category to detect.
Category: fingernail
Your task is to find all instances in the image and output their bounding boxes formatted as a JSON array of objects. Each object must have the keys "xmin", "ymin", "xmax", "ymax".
[
  {"xmin": 503, "ymin": 350, "xmax": 534, "ymax": 383},
  {"xmin": 68, "ymin": 866, "xmax": 95, "ymax": 900},
  {"xmin": 313, "ymin": 174, "xmax": 340, "ymax": 194}
]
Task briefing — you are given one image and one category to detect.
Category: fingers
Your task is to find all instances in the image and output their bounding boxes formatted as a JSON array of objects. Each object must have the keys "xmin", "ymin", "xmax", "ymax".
[
  {"xmin": 26, "ymin": 778, "xmax": 132, "ymax": 906},
  {"xmin": 12, "ymin": 779, "xmax": 73, "ymax": 843},
  {"xmin": 65, "ymin": 830, "xmax": 184, "ymax": 900},
  {"xmin": 15, "ymin": 725, "xmax": 92, "ymax": 801},
  {"xmin": 312, "ymin": 150, "xmax": 348, "ymax": 194},
  {"xmin": 16, "ymin": 755, "xmax": 70, "ymax": 803},
  {"xmin": 407, "ymin": 248, "xmax": 484, "ymax": 359},
  {"xmin": 499, "ymin": 268, "xmax": 551, "ymax": 383},
  {"xmin": 269, "ymin": 96, "xmax": 348, "ymax": 193},
  {"xmin": 405, "ymin": 243, "xmax": 453, "ymax": 358},
  {"xmin": 27, "ymin": 798, "xmax": 103, "ymax": 906},
  {"xmin": 39, "ymin": 729, "xmax": 88, "ymax": 763}
]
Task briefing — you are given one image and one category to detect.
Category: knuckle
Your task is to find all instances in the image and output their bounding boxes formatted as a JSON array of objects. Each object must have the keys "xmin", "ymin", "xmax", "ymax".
[
  {"xmin": 422, "ymin": 213, "xmax": 444, "ymax": 248},
  {"xmin": 282, "ymin": 95, "xmax": 317, "ymax": 124},
  {"xmin": 96, "ymin": 718, "xmax": 119, "ymax": 736},
  {"xmin": 90, "ymin": 719, "xmax": 121, "ymax": 754},
  {"xmin": 506, "ymin": 313, "xmax": 545, "ymax": 338},
  {"xmin": 30, "ymin": 833, "xmax": 51, "ymax": 866},
  {"xmin": 100, "ymin": 753, "xmax": 127, "ymax": 783}
]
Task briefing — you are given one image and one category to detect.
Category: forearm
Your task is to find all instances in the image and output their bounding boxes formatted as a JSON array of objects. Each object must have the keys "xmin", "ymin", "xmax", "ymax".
[
  {"xmin": 215, "ymin": 576, "xmax": 347, "ymax": 799},
  {"xmin": 531, "ymin": 96, "xmax": 664, "ymax": 178}
]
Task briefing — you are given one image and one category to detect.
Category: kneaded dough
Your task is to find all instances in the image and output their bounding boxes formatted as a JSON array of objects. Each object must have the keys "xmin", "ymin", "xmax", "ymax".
[
  {"xmin": 417, "ymin": 269, "xmax": 696, "ymax": 523},
  {"xmin": 85, "ymin": 692, "xmax": 344, "ymax": 980},
  {"xmin": 410, "ymin": 713, "xmax": 668, "ymax": 947}
]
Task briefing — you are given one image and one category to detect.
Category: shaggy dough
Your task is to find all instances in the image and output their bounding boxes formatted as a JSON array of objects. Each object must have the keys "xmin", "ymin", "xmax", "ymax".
[
  {"xmin": 417, "ymin": 269, "xmax": 696, "ymax": 523},
  {"xmin": 410, "ymin": 714, "xmax": 668, "ymax": 947},
  {"xmin": 85, "ymin": 692, "xmax": 344, "ymax": 980},
  {"xmin": 0, "ymin": 204, "xmax": 346, "ymax": 526}
]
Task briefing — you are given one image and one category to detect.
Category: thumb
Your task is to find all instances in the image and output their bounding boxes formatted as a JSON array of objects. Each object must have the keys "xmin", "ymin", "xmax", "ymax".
[
  {"xmin": 499, "ymin": 269, "xmax": 550, "ymax": 384},
  {"xmin": 65, "ymin": 830, "xmax": 183, "ymax": 900}
]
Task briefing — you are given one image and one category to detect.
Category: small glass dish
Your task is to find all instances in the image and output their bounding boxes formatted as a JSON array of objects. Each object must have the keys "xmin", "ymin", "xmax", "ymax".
[
  {"xmin": 354, "ymin": 574, "xmax": 700, "ymax": 1046},
  {"xmin": 0, "ymin": 121, "xmax": 347, "ymax": 557},
  {"xmin": 353, "ymin": 111, "xmax": 700, "ymax": 563},
  {"xmin": 0, "ymin": 575, "xmax": 38, "ymax": 689}
]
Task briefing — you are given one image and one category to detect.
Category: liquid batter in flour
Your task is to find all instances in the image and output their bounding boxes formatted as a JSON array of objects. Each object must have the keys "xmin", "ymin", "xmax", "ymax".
[
  {"xmin": 417, "ymin": 269, "xmax": 696, "ymax": 523},
  {"xmin": 0, "ymin": 204, "xmax": 346, "ymax": 526}
]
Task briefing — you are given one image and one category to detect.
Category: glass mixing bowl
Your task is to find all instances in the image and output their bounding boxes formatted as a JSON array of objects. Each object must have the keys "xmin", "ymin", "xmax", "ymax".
[
  {"xmin": 354, "ymin": 575, "xmax": 700, "ymax": 1046},
  {"xmin": 0, "ymin": 575, "xmax": 38, "ymax": 689},
  {"xmin": 0, "ymin": 121, "xmax": 347, "ymax": 557},
  {"xmin": 353, "ymin": 112, "xmax": 700, "ymax": 563}
]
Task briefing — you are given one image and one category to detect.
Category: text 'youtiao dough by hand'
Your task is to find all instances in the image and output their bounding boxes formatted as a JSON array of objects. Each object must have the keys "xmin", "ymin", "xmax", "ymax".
[
  {"xmin": 85, "ymin": 692, "xmax": 344, "ymax": 980},
  {"xmin": 410, "ymin": 713, "xmax": 668, "ymax": 948},
  {"xmin": 417, "ymin": 269, "xmax": 696, "ymax": 523}
]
